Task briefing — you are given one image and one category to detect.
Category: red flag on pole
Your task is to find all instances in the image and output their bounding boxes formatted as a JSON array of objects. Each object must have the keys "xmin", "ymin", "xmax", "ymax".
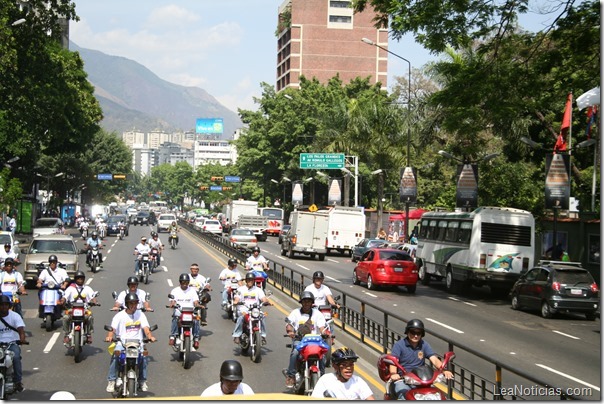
[{"xmin": 554, "ymin": 93, "xmax": 573, "ymax": 154}]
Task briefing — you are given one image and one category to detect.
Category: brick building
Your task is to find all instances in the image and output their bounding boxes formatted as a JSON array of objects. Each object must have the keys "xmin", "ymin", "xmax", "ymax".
[{"xmin": 276, "ymin": 0, "xmax": 388, "ymax": 91}]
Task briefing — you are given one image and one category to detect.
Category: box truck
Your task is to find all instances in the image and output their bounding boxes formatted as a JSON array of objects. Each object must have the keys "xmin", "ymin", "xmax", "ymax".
[
  {"xmin": 280, "ymin": 211, "xmax": 329, "ymax": 261},
  {"xmin": 322, "ymin": 206, "xmax": 366, "ymax": 256}
]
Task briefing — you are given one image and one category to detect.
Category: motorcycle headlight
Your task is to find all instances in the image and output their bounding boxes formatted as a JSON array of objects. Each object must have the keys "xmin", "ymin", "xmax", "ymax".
[
  {"xmin": 251, "ymin": 307, "xmax": 260, "ymax": 318},
  {"xmin": 47, "ymin": 280, "xmax": 57, "ymax": 289},
  {"xmin": 182, "ymin": 313, "xmax": 193, "ymax": 322}
]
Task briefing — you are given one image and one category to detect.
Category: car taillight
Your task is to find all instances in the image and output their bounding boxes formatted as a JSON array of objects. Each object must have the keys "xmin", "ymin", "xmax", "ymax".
[
  {"xmin": 590, "ymin": 283, "xmax": 599, "ymax": 292},
  {"xmin": 230, "ymin": 237, "xmax": 237, "ymax": 242},
  {"xmin": 376, "ymin": 264, "xmax": 386, "ymax": 273},
  {"xmin": 552, "ymin": 282, "xmax": 561, "ymax": 291}
]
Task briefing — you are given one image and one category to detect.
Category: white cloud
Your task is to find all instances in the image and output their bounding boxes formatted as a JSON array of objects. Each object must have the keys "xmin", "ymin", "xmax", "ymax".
[{"xmin": 145, "ymin": 5, "xmax": 200, "ymax": 27}]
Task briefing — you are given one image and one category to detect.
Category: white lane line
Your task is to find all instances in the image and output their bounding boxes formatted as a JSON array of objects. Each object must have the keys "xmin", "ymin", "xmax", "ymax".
[
  {"xmin": 463, "ymin": 301, "xmax": 477, "ymax": 307},
  {"xmin": 297, "ymin": 264, "xmax": 310, "ymax": 271},
  {"xmin": 86, "ymin": 278, "xmax": 93, "ymax": 285},
  {"xmin": 44, "ymin": 332, "xmax": 60, "ymax": 353},
  {"xmin": 167, "ymin": 279, "xmax": 174, "ymax": 288},
  {"xmin": 535, "ymin": 364, "xmax": 600, "ymax": 391},
  {"xmin": 327, "ymin": 259, "xmax": 339, "ymax": 263},
  {"xmin": 448, "ymin": 297, "xmax": 461, "ymax": 301},
  {"xmin": 552, "ymin": 330, "xmax": 580, "ymax": 340},
  {"xmin": 364, "ymin": 292, "xmax": 377, "ymax": 298},
  {"xmin": 162, "ymin": 266, "xmax": 168, "ymax": 272},
  {"xmin": 326, "ymin": 275, "xmax": 341, "ymax": 283},
  {"xmin": 447, "ymin": 296, "xmax": 477, "ymax": 307},
  {"xmin": 425, "ymin": 318, "xmax": 464, "ymax": 334}
]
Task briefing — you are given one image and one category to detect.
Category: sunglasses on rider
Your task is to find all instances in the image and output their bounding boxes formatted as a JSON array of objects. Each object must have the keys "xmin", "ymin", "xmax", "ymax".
[{"xmin": 408, "ymin": 329, "xmax": 423, "ymax": 336}]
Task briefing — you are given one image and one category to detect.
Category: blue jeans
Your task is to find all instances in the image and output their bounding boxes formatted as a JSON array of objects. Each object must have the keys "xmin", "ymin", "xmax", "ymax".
[
  {"xmin": 8, "ymin": 344, "xmax": 22, "ymax": 383},
  {"xmin": 393, "ymin": 379, "xmax": 413, "ymax": 399},
  {"xmin": 107, "ymin": 342, "xmax": 148, "ymax": 381},
  {"xmin": 286, "ymin": 341, "xmax": 325, "ymax": 377},
  {"xmin": 231, "ymin": 313, "xmax": 266, "ymax": 338},
  {"xmin": 170, "ymin": 317, "xmax": 200, "ymax": 339}
]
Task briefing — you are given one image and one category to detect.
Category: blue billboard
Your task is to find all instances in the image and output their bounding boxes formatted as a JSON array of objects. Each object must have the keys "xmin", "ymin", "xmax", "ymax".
[{"xmin": 196, "ymin": 118, "xmax": 224, "ymax": 134}]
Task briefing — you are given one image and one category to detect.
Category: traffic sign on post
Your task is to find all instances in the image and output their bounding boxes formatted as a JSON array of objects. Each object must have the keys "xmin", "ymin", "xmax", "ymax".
[
  {"xmin": 225, "ymin": 176, "xmax": 241, "ymax": 183},
  {"xmin": 210, "ymin": 185, "xmax": 223, "ymax": 191},
  {"xmin": 97, "ymin": 173, "xmax": 113, "ymax": 180},
  {"xmin": 299, "ymin": 153, "xmax": 345, "ymax": 169}
]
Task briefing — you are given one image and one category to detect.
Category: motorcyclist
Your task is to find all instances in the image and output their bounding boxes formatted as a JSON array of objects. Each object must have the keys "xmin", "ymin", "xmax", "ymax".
[
  {"xmin": 168, "ymin": 273, "xmax": 202, "ymax": 350},
  {"xmin": 85, "ymin": 231, "xmax": 103, "ymax": 268},
  {"xmin": 188, "ymin": 263, "xmax": 212, "ymax": 326},
  {"xmin": 105, "ymin": 292, "xmax": 156, "ymax": 393},
  {"xmin": 96, "ymin": 218, "xmax": 107, "ymax": 238},
  {"xmin": 0, "ymin": 242, "xmax": 20, "ymax": 267},
  {"xmin": 168, "ymin": 221, "xmax": 179, "ymax": 245},
  {"xmin": 218, "ymin": 258, "xmax": 243, "ymax": 307},
  {"xmin": 112, "ymin": 277, "xmax": 153, "ymax": 312},
  {"xmin": 200, "ymin": 360, "xmax": 255, "ymax": 396},
  {"xmin": 245, "ymin": 246, "xmax": 269, "ymax": 289},
  {"xmin": 61, "ymin": 271, "xmax": 99, "ymax": 345},
  {"xmin": 305, "ymin": 271, "xmax": 341, "ymax": 308},
  {"xmin": 117, "ymin": 218, "xmax": 126, "ymax": 237},
  {"xmin": 0, "ymin": 258, "xmax": 27, "ymax": 317},
  {"xmin": 79, "ymin": 218, "xmax": 89, "ymax": 235},
  {"xmin": 36, "ymin": 255, "xmax": 70, "ymax": 290},
  {"xmin": 133, "ymin": 236, "xmax": 151, "ymax": 275},
  {"xmin": 148, "ymin": 232, "xmax": 164, "ymax": 266},
  {"xmin": 311, "ymin": 347, "xmax": 375, "ymax": 399},
  {"xmin": 231, "ymin": 272, "xmax": 272, "ymax": 346},
  {"xmin": 0, "ymin": 294, "xmax": 27, "ymax": 393},
  {"xmin": 284, "ymin": 291, "xmax": 327, "ymax": 389},
  {"xmin": 389, "ymin": 319, "xmax": 453, "ymax": 399}
]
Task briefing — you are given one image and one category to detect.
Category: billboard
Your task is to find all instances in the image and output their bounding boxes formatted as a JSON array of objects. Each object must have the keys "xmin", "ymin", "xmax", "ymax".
[
  {"xmin": 327, "ymin": 178, "xmax": 342, "ymax": 206},
  {"xmin": 399, "ymin": 167, "xmax": 417, "ymax": 203},
  {"xmin": 545, "ymin": 153, "xmax": 570, "ymax": 210},
  {"xmin": 195, "ymin": 118, "xmax": 224, "ymax": 134},
  {"xmin": 456, "ymin": 164, "xmax": 478, "ymax": 209}
]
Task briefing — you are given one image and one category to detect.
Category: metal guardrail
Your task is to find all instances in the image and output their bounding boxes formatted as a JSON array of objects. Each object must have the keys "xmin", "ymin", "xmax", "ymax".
[{"xmin": 183, "ymin": 221, "xmax": 583, "ymax": 400}]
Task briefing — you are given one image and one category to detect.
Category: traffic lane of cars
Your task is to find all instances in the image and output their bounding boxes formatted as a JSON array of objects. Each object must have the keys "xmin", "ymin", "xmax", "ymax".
[{"xmin": 259, "ymin": 237, "xmax": 601, "ymax": 396}]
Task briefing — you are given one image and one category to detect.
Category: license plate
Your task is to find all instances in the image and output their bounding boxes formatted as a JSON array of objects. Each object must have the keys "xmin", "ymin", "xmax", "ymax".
[
  {"xmin": 570, "ymin": 289, "xmax": 583, "ymax": 295},
  {"xmin": 394, "ymin": 267, "xmax": 403, "ymax": 272},
  {"xmin": 305, "ymin": 248, "xmax": 315, "ymax": 252}
]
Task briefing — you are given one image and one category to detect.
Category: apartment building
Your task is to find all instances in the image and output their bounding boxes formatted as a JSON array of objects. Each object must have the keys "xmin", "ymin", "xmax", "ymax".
[{"xmin": 276, "ymin": 0, "xmax": 388, "ymax": 91}]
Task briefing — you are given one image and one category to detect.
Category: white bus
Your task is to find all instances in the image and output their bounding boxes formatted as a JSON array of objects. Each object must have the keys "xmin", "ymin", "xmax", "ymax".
[
  {"xmin": 149, "ymin": 200, "xmax": 168, "ymax": 213},
  {"xmin": 416, "ymin": 207, "xmax": 535, "ymax": 295},
  {"xmin": 258, "ymin": 207, "xmax": 284, "ymax": 236}
]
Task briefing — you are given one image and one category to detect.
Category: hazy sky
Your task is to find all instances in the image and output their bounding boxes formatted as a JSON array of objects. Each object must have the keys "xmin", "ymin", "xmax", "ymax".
[{"xmin": 70, "ymin": 0, "xmax": 559, "ymax": 113}]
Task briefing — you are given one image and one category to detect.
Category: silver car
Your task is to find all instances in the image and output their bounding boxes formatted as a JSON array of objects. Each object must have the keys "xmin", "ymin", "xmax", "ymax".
[
  {"xmin": 22, "ymin": 234, "xmax": 81, "ymax": 286},
  {"xmin": 228, "ymin": 228, "xmax": 258, "ymax": 250}
]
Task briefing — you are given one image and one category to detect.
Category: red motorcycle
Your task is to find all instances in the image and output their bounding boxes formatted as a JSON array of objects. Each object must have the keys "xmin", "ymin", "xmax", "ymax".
[
  {"xmin": 377, "ymin": 351, "xmax": 455, "ymax": 400},
  {"xmin": 284, "ymin": 334, "xmax": 330, "ymax": 396}
]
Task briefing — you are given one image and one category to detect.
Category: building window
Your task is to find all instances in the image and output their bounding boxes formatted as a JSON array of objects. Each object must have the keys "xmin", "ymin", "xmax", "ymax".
[
  {"xmin": 329, "ymin": 15, "xmax": 352, "ymax": 23},
  {"xmin": 330, "ymin": 1, "xmax": 351, "ymax": 8}
]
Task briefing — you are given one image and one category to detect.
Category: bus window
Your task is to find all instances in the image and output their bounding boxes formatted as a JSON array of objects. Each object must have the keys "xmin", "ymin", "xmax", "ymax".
[
  {"xmin": 419, "ymin": 219, "xmax": 429, "ymax": 238},
  {"xmin": 427, "ymin": 220, "xmax": 438, "ymax": 240},
  {"xmin": 445, "ymin": 221, "xmax": 459, "ymax": 242},
  {"xmin": 458, "ymin": 221, "xmax": 472, "ymax": 244},
  {"xmin": 437, "ymin": 221, "xmax": 448, "ymax": 241}
]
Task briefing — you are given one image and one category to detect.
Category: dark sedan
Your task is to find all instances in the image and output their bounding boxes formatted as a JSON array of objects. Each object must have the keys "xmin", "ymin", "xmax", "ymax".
[
  {"xmin": 133, "ymin": 211, "xmax": 150, "ymax": 226},
  {"xmin": 106, "ymin": 215, "xmax": 130, "ymax": 236},
  {"xmin": 278, "ymin": 224, "xmax": 291, "ymax": 245},
  {"xmin": 351, "ymin": 238, "xmax": 387, "ymax": 262},
  {"xmin": 510, "ymin": 261, "xmax": 599, "ymax": 320}
]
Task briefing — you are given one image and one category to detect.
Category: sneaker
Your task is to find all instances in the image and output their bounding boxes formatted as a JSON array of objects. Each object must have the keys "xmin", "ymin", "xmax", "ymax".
[
  {"xmin": 106, "ymin": 380, "xmax": 115, "ymax": 392},
  {"xmin": 193, "ymin": 339, "xmax": 200, "ymax": 349},
  {"xmin": 201, "ymin": 320, "xmax": 208, "ymax": 326},
  {"xmin": 139, "ymin": 381, "xmax": 148, "ymax": 392},
  {"xmin": 262, "ymin": 336, "xmax": 267, "ymax": 346},
  {"xmin": 233, "ymin": 337, "xmax": 240, "ymax": 344},
  {"xmin": 14, "ymin": 382, "xmax": 23, "ymax": 393},
  {"xmin": 168, "ymin": 337, "xmax": 175, "ymax": 346},
  {"xmin": 86, "ymin": 334, "xmax": 93, "ymax": 344},
  {"xmin": 285, "ymin": 376, "xmax": 295, "ymax": 388},
  {"xmin": 63, "ymin": 335, "xmax": 70, "ymax": 344}
]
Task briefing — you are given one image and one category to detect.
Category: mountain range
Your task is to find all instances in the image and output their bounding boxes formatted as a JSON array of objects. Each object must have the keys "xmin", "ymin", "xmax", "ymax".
[{"xmin": 71, "ymin": 42, "xmax": 243, "ymax": 138}]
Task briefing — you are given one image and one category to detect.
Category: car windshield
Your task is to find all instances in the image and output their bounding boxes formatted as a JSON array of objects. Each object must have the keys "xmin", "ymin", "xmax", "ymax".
[
  {"xmin": 137, "ymin": 212, "xmax": 149, "ymax": 217},
  {"xmin": 107, "ymin": 217, "xmax": 121, "ymax": 224},
  {"xmin": 379, "ymin": 251, "xmax": 413, "ymax": 262},
  {"xmin": 555, "ymin": 270, "xmax": 594, "ymax": 285},
  {"xmin": 368, "ymin": 240, "xmax": 386, "ymax": 248},
  {"xmin": 0, "ymin": 234, "xmax": 12, "ymax": 245},
  {"xmin": 205, "ymin": 220, "xmax": 219, "ymax": 225},
  {"xmin": 30, "ymin": 239, "xmax": 76, "ymax": 254},
  {"xmin": 34, "ymin": 218, "xmax": 61, "ymax": 228},
  {"xmin": 160, "ymin": 215, "xmax": 176, "ymax": 221},
  {"xmin": 232, "ymin": 229, "xmax": 254, "ymax": 236}
]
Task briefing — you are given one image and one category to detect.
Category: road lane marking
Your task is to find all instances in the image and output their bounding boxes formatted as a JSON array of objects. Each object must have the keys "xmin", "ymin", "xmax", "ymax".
[
  {"xmin": 425, "ymin": 318, "xmax": 464, "ymax": 334},
  {"xmin": 86, "ymin": 278, "xmax": 93, "ymax": 285},
  {"xmin": 167, "ymin": 279, "xmax": 174, "ymax": 288},
  {"xmin": 43, "ymin": 332, "xmax": 60, "ymax": 353},
  {"xmin": 296, "ymin": 264, "xmax": 310, "ymax": 271},
  {"xmin": 447, "ymin": 296, "xmax": 477, "ymax": 307},
  {"xmin": 535, "ymin": 364, "xmax": 600, "ymax": 391},
  {"xmin": 552, "ymin": 330, "xmax": 580, "ymax": 340},
  {"xmin": 327, "ymin": 259, "xmax": 339, "ymax": 263},
  {"xmin": 326, "ymin": 275, "xmax": 341, "ymax": 283}
]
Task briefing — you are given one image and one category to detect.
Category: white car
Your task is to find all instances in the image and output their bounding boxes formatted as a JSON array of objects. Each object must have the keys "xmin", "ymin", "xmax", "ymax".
[
  {"xmin": 200, "ymin": 219, "xmax": 222, "ymax": 235},
  {"xmin": 32, "ymin": 218, "xmax": 64, "ymax": 237},
  {"xmin": 156, "ymin": 213, "xmax": 177, "ymax": 233}
]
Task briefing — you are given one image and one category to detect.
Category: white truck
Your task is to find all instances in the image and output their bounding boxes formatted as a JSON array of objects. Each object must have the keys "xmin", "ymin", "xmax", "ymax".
[
  {"xmin": 238, "ymin": 215, "xmax": 269, "ymax": 242},
  {"xmin": 322, "ymin": 206, "xmax": 366, "ymax": 256},
  {"xmin": 280, "ymin": 211, "xmax": 329, "ymax": 261},
  {"xmin": 222, "ymin": 200, "xmax": 259, "ymax": 233}
]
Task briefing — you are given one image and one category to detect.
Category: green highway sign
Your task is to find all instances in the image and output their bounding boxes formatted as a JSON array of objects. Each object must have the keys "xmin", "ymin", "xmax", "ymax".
[{"xmin": 299, "ymin": 153, "xmax": 345, "ymax": 169}]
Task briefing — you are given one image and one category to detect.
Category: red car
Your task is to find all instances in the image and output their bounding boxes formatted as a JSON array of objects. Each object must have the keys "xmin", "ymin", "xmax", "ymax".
[{"xmin": 353, "ymin": 248, "xmax": 418, "ymax": 293}]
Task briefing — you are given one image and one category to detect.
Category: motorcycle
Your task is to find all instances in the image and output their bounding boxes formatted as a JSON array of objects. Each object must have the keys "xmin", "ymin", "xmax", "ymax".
[
  {"xmin": 315, "ymin": 295, "xmax": 340, "ymax": 367},
  {"xmin": 237, "ymin": 301, "xmax": 269, "ymax": 363},
  {"xmin": 118, "ymin": 225, "xmax": 125, "ymax": 240},
  {"xmin": 88, "ymin": 245, "xmax": 102, "ymax": 273},
  {"xmin": 222, "ymin": 278, "xmax": 240, "ymax": 322},
  {"xmin": 81, "ymin": 226, "xmax": 88, "ymax": 240},
  {"xmin": 169, "ymin": 231, "xmax": 178, "ymax": 249},
  {"xmin": 149, "ymin": 248, "xmax": 159, "ymax": 273},
  {"xmin": 98, "ymin": 224, "xmax": 106, "ymax": 239},
  {"xmin": 250, "ymin": 269, "xmax": 268, "ymax": 290},
  {"xmin": 284, "ymin": 333, "xmax": 330, "ymax": 395},
  {"xmin": 104, "ymin": 324, "xmax": 158, "ymax": 398},
  {"xmin": 137, "ymin": 253, "xmax": 151, "ymax": 285},
  {"xmin": 64, "ymin": 297, "xmax": 100, "ymax": 363},
  {"xmin": 0, "ymin": 341, "xmax": 28, "ymax": 399},
  {"xmin": 37, "ymin": 268, "xmax": 64, "ymax": 332},
  {"xmin": 167, "ymin": 296, "xmax": 197, "ymax": 370},
  {"xmin": 377, "ymin": 351, "xmax": 456, "ymax": 400}
]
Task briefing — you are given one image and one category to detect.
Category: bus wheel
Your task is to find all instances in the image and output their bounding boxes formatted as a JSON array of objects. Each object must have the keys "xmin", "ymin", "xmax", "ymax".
[
  {"xmin": 418, "ymin": 263, "xmax": 430, "ymax": 286},
  {"xmin": 445, "ymin": 268, "xmax": 457, "ymax": 293}
]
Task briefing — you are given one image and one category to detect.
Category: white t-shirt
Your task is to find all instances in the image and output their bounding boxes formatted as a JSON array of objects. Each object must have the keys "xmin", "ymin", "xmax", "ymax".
[
  {"xmin": 63, "ymin": 284, "xmax": 96, "ymax": 303},
  {"xmin": 149, "ymin": 238, "xmax": 163, "ymax": 249},
  {"xmin": 135, "ymin": 242, "xmax": 151, "ymax": 256},
  {"xmin": 218, "ymin": 268, "xmax": 242, "ymax": 289},
  {"xmin": 38, "ymin": 267, "xmax": 69, "ymax": 285},
  {"xmin": 286, "ymin": 308, "xmax": 326, "ymax": 334},
  {"xmin": 0, "ymin": 270, "xmax": 24, "ymax": 294},
  {"xmin": 0, "ymin": 310, "xmax": 24, "ymax": 343},
  {"xmin": 169, "ymin": 286, "xmax": 198, "ymax": 308},
  {"xmin": 235, "ymin": 285, "xmax": 265, "ymax": 314},
  {"xmin": 245, "ymin": 255, "xmax": 268, "ymax": 271},
  {"xmin": 311, "ymin": 373, "xmax": 374, "ymax": 400},
  {"xmin": 200, "ymin": 382, "xmax": 254, "ymax": 397},
  {"xmin": 110, "ymin": 309, "xmax": 149, "ymax": 341},
  {"xmin": 189, "ymin": 274, "xmax": 209, "ymax": 291},
  {"xmin": 304, "ymin": 283, "xmax": 333, "ymax": 306},
  {"xmin": 116, "ymin": 289, "xmax": 148, "ymax": 309}
]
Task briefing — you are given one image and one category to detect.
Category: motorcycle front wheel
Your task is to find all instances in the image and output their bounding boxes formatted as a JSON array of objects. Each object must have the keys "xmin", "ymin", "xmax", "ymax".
[
  {"xmin": 251, "ymin": 331, "xmax": 261, "ymax": 363},
  {"xmin": 308, "ymin": 372, "xmax": 320, "ymax": 395},
  {"xmin": 45, "ymin": 313, "xmax": 53, "ymax": 332},
  {"xmin": 183, "ymin": 335, "xmax": 191, "ymax": 369},
  {"xmin": 127, "ymin": 378, "xmax": 136, "ymax": 397},
  {"xmin": 73, "ymin": 329, "xmax": 82, "ymax": 363},
  {"xmin": 92, "ymin": 258, "xmax": 99, "ymax": 273}
]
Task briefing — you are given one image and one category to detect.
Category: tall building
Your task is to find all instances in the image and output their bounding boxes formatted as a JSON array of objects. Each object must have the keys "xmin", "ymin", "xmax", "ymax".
[{"xmin": 276, "ymin": 0, "xmax": 388, "ymax": 91}]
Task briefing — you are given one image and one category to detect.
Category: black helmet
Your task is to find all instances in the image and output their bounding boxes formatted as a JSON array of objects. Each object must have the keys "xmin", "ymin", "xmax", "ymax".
[
  {"xmin": 3, "ymin": 257, "xmax": 14, "ymax": 265},
  {"xmin": 179, "ymin": 273, "xmax": 190, "ymax": 283},
  {"xmin": 127, "ymin": 276, "xmax": 139, "ymax": 285},
  {"xmin": 125, "ymin": 292, "xmax": 139, "ymax": 305},
  {"xmin": 332, "ymin": 347, "xmax": 359, "ymax": 364},
  {"xmin": 48, "ymin": 255, "xmax": 58, "ymax": 263},
  {"xmin": 405, "ymin": 319, "xmax": 425, "ymax": 337},
  {"xmin": 74, "ymin": 271, "xmax": 86, "ymax": 279},
  {"xmin": 313, "ymin": 271, "xmax": 325, "ymax": 279},
  {"xmin": 244, "ymin": 272, "xmax": 255, "ymax": 281},
  {"xmin": 151, "ymin": 231, "xmax": 158, "ymax": 237},
  {"xmin": 91, "ymin": 231, "xmax": 98, "ymax": 237},
  {"xmin": 299, "ymin": 291, "xmax": 314, "ymax": 303},
  {"xmin": 228, "ymin": 258, "xmax": 238, "ymax": 267},
  {"xmin": 0, "ymin": 295, "xmax": 12, "ymax": 306},
  {"xmin": 251, "ymin": 246, "xmax": 260, "ymax": 253},
  {"xmin": 220, "ymin": 360, "xmax": 243, "ymax": 381},
  {"xmin": 3, "ymin": 243, "xmax": 10, "ymax": 248}
]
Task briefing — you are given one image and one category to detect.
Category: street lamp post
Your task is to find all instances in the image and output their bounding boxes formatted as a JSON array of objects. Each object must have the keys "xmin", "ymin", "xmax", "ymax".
[{"xmin": 371, "ymin": 169, "xmax": 384, "ymax": 235}]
